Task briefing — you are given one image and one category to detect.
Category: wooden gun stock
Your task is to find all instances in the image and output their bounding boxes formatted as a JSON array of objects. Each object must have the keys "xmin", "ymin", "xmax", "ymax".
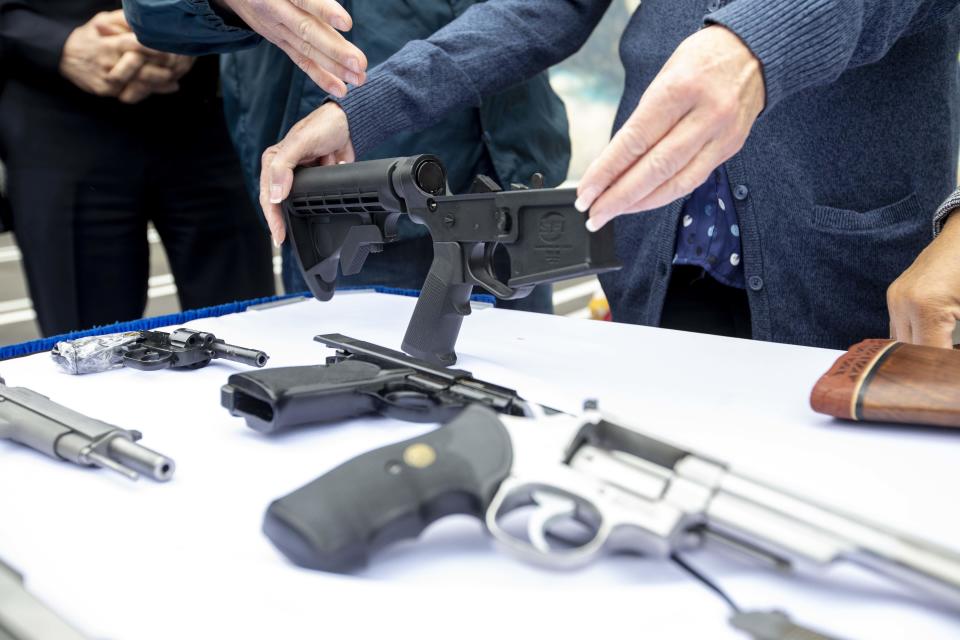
[{"xmin": 810, "ymin": 339, "xmax": 960, "ymax": 428}]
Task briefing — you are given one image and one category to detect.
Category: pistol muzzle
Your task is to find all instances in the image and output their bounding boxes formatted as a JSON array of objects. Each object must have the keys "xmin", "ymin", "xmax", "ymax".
[
  {"xmin": 212, "ymin": 342, "xmax": 269, "ymax": 368},
  {"xmin": 107, "ymin": 436, "xmax": 175, "ymax": 482}
]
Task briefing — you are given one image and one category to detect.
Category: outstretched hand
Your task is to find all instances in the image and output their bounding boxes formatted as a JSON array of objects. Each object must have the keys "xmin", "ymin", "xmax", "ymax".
[
  {"xmin": 215, "ymin": 0, "xmax": 367, "ymax": 97},
  {"xmin": 259, "ymin": 102, "xmax": 355, "ymax": 245},
  {"xmin": 575, "ymin": 26, "xmax": 765, "ymax": 230}
]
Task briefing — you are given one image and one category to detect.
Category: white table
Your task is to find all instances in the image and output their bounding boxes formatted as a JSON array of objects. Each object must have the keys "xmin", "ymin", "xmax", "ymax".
[{"xmin": 0, "ymin": 291, "xmax": 957, "ymax": 639}]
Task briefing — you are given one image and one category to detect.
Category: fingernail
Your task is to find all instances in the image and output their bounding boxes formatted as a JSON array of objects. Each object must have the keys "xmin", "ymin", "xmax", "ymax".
[
  {"xmin": 346, "ymin": 72, "xmax": 361, "ymax": 85},
  {"xmin": 272, "ymin": 235, "xmax": 280, "ymax": 248},
  {"xmin": 575, "ymin": 186, "xmax": 600, "ymax": 212},
  {"xmin": 269, "ymin": 184, "xmax": 283, "ymax": 204},
  {"xmin": 348, "ymin": 58, "xmax": 361, "ymax": 73},
  {"xmin": 585, "ymin": 217, "xmax": 601, "ymax": 233},
  {"xmin": 334, "ymin": 17, "xmax": 350, "ymax": 31}
]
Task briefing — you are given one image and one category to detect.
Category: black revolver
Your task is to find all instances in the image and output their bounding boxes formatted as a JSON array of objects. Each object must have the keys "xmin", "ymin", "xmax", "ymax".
[
  {"xmin": 52, "ymin": 328, "xmax": 269, "ymax": 374},
  {"xmin": 283, "ymin": 155, "xmax": 621, "ymax": 365},
  {"xmin": 220, "ymin": 333, "xmax": 528, "ymax": 434}
]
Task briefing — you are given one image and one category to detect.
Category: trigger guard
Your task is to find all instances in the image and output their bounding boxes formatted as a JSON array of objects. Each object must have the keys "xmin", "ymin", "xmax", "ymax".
[
  {"xmin": 465, "ymin": 243, "xmax": 516, "ymax": 299},
  {"xmin": 376, "ymin": 390, "xmax": 464, "ymax": 424},
  {"xmin": 486, "ymin": 480, "xmax": 609, "ymax": 570}
]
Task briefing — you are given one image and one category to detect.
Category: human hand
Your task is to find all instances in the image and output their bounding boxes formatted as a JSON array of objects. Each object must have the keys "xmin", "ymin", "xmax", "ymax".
[
  {"xmin": 109, "ymin": 52, "xmax": 195, "ymax": 104},
  {"xmin": 575, "ymin": 25, "xmax": 765, "ymax": 230},
  {"xmin": 259, "ymin": 102, "xmax": 355, "ymax": 245},
  {"xmin": 59, "ymin": 10, "xmax": 158, "ymax": 97},
  {"xmin": 215, "ymin": 0, "xmax": 367, "ymax": 97},
  {"xmin": 887, "ymin": 213, "xmax": 960, "ymax": 348}
]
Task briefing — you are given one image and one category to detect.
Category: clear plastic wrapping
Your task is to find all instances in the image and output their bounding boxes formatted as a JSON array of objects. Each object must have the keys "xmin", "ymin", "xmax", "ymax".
[{"xmin": 51, "ymin": 332, "xmax": 141, "ymax": 374}]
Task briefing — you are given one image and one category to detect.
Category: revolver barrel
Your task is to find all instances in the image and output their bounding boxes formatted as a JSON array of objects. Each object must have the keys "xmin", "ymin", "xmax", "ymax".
[{"xmin": 212, "ymin": 342, "xmax": 269, "ymax": 368}]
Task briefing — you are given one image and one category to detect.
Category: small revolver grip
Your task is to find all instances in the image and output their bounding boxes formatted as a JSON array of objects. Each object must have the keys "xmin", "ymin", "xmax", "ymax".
[
  {"xmin": 401, "ymin": 242, "xmax": 474, "ymax": 367},
  {"xmin": 263, "ymin": 405, "xmax": 513, "ymax": 572}
]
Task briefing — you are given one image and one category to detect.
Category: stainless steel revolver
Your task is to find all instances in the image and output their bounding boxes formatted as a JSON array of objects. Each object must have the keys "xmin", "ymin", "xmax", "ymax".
[{"xmin": 262, "ymin": 403, "xmax": 960, "ymax": 609}]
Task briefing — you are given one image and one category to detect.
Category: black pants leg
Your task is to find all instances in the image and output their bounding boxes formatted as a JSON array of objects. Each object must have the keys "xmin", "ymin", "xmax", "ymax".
[
  {"xmin": 147, "ymin": 126, "xmax": 275, "ymax": 312},
  {"xmin": 660, "ymin": 265, "xmax": 752, "ymax": 339}
]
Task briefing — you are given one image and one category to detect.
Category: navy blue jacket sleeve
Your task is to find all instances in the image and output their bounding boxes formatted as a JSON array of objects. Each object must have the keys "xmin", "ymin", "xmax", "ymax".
[
  {"xmin": 123, "ymin": 0, "xmax": 260, "ymax": 54},
  {"xmin": 707, "ymin": 0, "xmax": 960, "ymax": 109},
  {"xmin": 336, "ymin": 0, "xmax": 611, "ymax": 157},
  {"xmin": 0, "ymin": 1, "xmax": 79, "ymax": 76}
]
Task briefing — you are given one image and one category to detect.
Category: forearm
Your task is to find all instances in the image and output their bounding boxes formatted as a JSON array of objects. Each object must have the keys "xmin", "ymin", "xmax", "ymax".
[
  {"xmin": 337, "ymin": 0, "xmax": 610, "ymax": 156},
  {"xmin": 706, "ymin": 0, "xmax": 960, "ymax": 110},
  {"xmin": 933, "ymin": 188, "xmax": 960, "ymax": 236},
  {"xmin": 0, "ymin": 3, "xmax": 79, "ymax": 75},
  {"xmin": 122, "ymin": 0, "xmax": 259, "ymax": 55}
]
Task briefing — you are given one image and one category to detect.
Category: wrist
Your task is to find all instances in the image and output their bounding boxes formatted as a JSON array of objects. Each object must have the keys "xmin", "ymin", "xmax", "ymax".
[
  {"xmin": 711, "ymin": 25, "xmax": 766, "ymax": 115},
  {"xmin": 933, "ymin": 189, "xmax": 960, "ymax": 237},
  {"xmin": 941, "ymin": 208, "xmax": 960, "ymax": 236}
]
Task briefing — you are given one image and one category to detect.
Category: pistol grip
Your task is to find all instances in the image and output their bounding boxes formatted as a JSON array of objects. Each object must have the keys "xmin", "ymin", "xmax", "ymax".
[
  {"xmin": 401, "ymin": 243, "xmax": 474, "ymax": 367},
  {"xmin": 263, "ymin": 405, "xmax": 513, "ymax": 572}
]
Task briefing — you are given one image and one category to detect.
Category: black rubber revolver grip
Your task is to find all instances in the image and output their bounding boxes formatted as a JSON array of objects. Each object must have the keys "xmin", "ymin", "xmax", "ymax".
[{"xmin": 262, "ymin": 405, "xmax": 513, "ymax": 572}]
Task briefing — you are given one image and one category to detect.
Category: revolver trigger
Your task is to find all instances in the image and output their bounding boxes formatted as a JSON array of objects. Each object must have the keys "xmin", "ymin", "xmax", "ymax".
[{"xmin": 528, "ymin": 491, "xmax": 579, "ymax": 554}]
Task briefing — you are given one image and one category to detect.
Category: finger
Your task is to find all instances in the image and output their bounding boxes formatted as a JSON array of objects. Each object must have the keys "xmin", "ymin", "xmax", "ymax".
[
  {"xmin": 92, "ymin": 10, "xmax": 131, "ymax": 35},
  {"xmin": 274, "ymin": 35, "xmax": 349, "ymax": 97},
  {"xmin": 576, "ymin": 76, "xmax": 694, "ymax": 212},
  {"xmin": 135, "ymin": 63, "xmax": 177, "ymax": 86},
  {"xmin": 910, "ymin": 305, "xmax": 957, "ymax": 348},
  {"xmin": 118, "ymin": 82, "xmax": 151, "ymax": 104},
  {"xmin": 107, "ymin": 51, "xmax": 145, "ymax": 84},
  {"xmin": 108, "ymin": 32, "xmax": 153, "ymax": 56},
  {"xmin": 886, "ymin": 282, "xmax": 914, "ymax": 343},
  {"xmin": 297, "ymin": 0, "xmax": 353, "ymax": 32},
  {"xmin": 590, "ymin": 139, "xmax": 727, "ymax": 230},
  {"xmin": 260, "ymin": 148, "xmax": 286, "ymax": 246},
  {"xmin": 586, "ymin": 113, "xmax": 713, "ymax": 223},
  {"xmin": 272, "ymin": 1, "xmax": 367, "ymax": 75},
  {"xmin": 277, "ymin": 24, "xmax": 362, "ymax": 86}
]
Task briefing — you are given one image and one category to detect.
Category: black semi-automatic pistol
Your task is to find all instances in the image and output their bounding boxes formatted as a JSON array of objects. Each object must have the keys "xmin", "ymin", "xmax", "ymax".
[
  {"xmin": 283, "ymin": 155, "xmax": 621, "ymax": 365},
  {"xmin": 220, "ymin": 333, "xmax": 529, "ymax": 434}
]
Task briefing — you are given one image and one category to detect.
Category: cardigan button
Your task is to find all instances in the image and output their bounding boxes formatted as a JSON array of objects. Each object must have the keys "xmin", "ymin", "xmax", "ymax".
[
  {"xmin": 748, "ymin": 275, "xmax": 764, "ymax": 291},
  {"xmin": 707, "ymin": 0, "xmax": 722, "ymax": 11},
  {"xmin": 733, "ymin": 184, "xmax": 750, "ymax": 200}
]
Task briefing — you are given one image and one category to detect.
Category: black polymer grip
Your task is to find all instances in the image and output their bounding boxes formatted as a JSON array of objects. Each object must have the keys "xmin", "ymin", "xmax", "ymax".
[
  {"xmin": 262, "ymin": 405, "xmax": 514, "ymax": 572},
  {"xmin": 400, "ymin": 243, "xmax": 476, "ymax": 366},
  {"xmin": 220, "ymin": 360, "xmax": 411, "ymax": 433}
]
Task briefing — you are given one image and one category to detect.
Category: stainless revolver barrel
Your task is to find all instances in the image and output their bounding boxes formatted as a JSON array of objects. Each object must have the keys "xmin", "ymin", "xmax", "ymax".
[
  {"xmin": 568, "ymin": 429, "xmax": 960, "ymax": 609},
  {"xmin": 697, "ymin": 462, "xmax": 960, "ymax": 609},
  {"xmin": 0, "ymin": 383, "xmax": 174, "ymax": 482}
]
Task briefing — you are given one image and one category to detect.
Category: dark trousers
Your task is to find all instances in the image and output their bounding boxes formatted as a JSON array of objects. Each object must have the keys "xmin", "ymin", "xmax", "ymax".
[
  {"xmin": 0, "ymin": 81, "xmax": 275, "ymax": 336},
  {"xmin": 660, "ymin": 265, "xmax": 752, "ymax": 339}
]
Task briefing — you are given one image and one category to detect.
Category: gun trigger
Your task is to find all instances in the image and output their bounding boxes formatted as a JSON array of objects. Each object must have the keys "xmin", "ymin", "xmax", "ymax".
[
  {"xmin": 468, "ymin": 175, "xmax": 502, "ymax": 194},
  {"xmin": 527, "ymin": 491, "xmax": 578, "ymax": 554}
]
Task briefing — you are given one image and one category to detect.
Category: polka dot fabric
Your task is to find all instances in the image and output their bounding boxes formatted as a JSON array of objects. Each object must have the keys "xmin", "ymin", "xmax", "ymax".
[{"xmin": 672, "ymin": 166, "xmax": 745, "ymax": 288}]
